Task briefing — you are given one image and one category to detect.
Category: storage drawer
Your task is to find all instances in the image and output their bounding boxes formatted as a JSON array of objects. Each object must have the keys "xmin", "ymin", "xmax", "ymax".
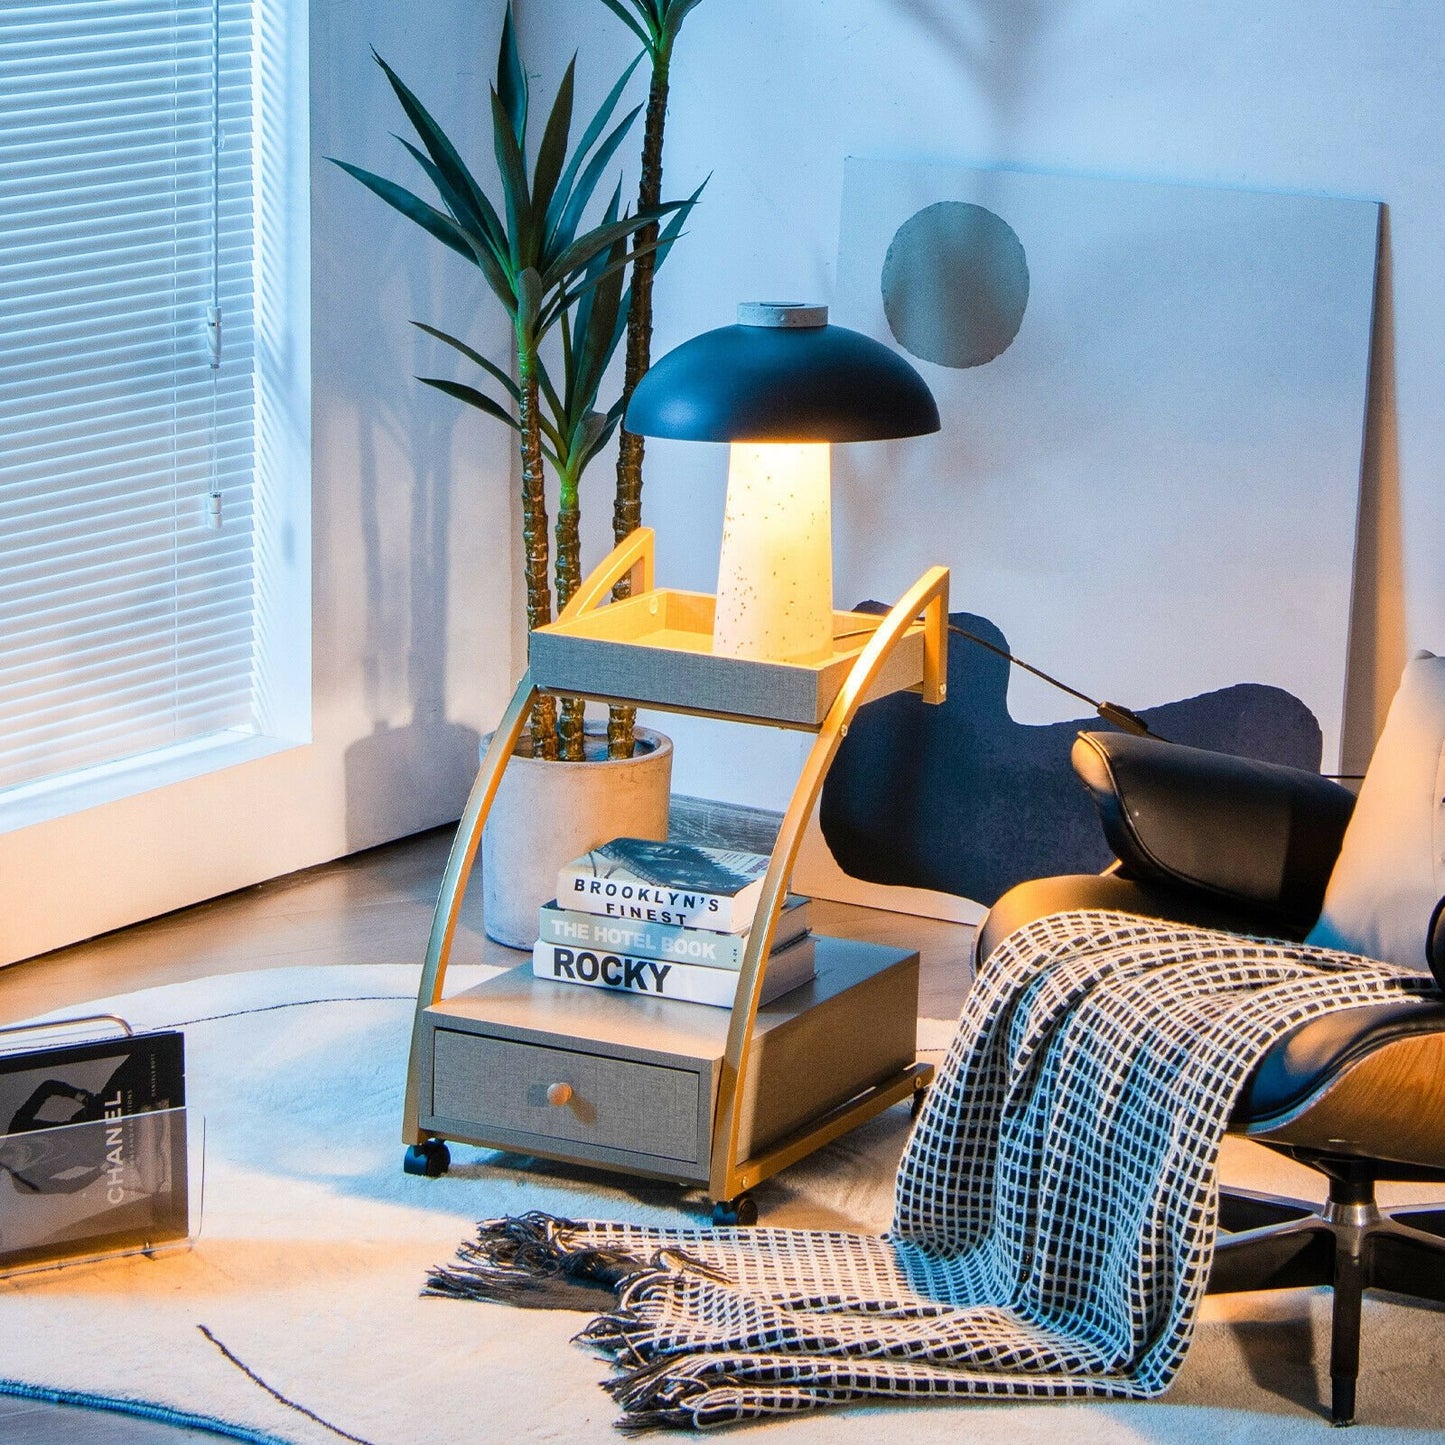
[{"xmin": 431, "ymin": 1029, "xmax": 701, "ymax": 1163}]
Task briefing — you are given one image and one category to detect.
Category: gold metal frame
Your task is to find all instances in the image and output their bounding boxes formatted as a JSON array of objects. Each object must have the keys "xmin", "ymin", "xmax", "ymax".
[{"xmin": 403, "ymin": 527, "xmax": 948, "ymax": 1206}]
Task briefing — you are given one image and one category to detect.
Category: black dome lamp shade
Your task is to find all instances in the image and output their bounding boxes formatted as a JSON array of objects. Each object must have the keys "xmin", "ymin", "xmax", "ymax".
[
  {"xmin": 625, "ymin": 304, "xmax": 939, "ymax": 665},
  {"xmin": 625, "ymin": 302, "xmax": 940, "ymax": 443}
]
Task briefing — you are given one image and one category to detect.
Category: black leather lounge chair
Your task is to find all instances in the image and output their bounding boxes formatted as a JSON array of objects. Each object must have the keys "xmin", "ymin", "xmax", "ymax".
[{"xmin": 978, "ymin": 655, "xmax": 1445, "ymax": 1426}]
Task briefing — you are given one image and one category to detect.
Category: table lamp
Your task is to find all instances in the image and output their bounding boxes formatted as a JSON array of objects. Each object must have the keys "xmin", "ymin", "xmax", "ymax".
[{"xmin": 624, "ymin": 302, "xmax": 940, "ymax": 664}]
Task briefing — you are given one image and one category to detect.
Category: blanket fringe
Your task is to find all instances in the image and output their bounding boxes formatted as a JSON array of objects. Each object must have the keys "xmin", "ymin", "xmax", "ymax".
[
  {"xmin": 574, "ymin": 1297, "xmax": 656, "ymax": 1360},
  {"xmin": 424, "ymin": 1211, "xmax": 645, "ymax": 1311},
  {"xmin": 605, "ymin": 1355, "xmax": 739, "ymax": 1434}
]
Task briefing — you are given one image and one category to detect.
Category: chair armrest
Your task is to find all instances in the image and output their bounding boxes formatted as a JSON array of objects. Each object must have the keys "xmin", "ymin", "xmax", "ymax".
[
  {"xmin": 976, "ymin": 872, "xmax": 1316, "ymax": 967},
  {"xmin": 1071, "ymin": 731, "xmax": 1357, "ymax": 933}
]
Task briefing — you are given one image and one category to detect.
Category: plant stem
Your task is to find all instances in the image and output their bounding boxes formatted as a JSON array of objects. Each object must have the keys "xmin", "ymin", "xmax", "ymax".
[
  {"xmin": 555, "ymin": 469, "xmax": 585, "ymax": 760},
  {"xmin": 518, "ymin": 342, "xmax": 558, "ymax": 758},
  {"xmin": 608, "ymin": 43, "xmax": 672, "ymax": 760}
]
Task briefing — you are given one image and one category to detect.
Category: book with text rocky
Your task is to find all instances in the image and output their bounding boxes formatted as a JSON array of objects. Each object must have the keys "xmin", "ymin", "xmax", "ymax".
[{"xmin": 531, "ymin": 934, "xmax": 816, "ymax": 1008}]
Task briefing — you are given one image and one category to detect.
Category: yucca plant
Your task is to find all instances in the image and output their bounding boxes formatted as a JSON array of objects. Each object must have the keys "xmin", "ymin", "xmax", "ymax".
[
  {"xmin": 598, "ymin": 0, "xmax": 706, "ymax": 757},
  {"xmin": 417, "ymin": 184, "xmax": 693, "ymax": 759},
  {"xmin": 332, "ymin": 4, "xmax": 688, "ymax": 759}
]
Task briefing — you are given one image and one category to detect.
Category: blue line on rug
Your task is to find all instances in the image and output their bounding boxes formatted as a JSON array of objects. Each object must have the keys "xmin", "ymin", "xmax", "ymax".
[
  {"xmin": 0, "ymin": 1377, "xmax": 292, "ymax": 1443},
  {"xmin": 168, "ymin": 996, "xmax": 416, "ymax": 1027},
  {"xmin": 198, "ymin": 1326, "xmax": 377, "ymax": 1445}
]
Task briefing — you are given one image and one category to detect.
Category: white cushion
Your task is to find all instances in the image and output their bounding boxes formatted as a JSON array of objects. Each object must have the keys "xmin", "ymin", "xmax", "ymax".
[{"xmin": 1306, "ymin": 651, "xmax": 1445, "ymax": 970}]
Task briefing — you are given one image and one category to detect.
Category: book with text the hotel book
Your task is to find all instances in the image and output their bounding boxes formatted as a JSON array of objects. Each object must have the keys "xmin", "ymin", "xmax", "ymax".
[
  {"xmin": 537, "ymin": 894, "xmax": 810, "ymax": 970},
  {"xmin": 0, "ymin": 1030, "xmax": 188, "ymax": 1273},
  {"xmin": 531, "ymin": 934, "xmax": 816, "ymax": 1008},
  {"xmin": 556, "ymin": 837, "xmax": 772, "ymax": 933}
]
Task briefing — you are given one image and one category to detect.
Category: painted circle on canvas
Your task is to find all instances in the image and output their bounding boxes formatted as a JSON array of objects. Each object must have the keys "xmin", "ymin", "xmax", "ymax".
[{"xmin": 881, "ymin": 202, "xmax": 1029, "ymax": 368}]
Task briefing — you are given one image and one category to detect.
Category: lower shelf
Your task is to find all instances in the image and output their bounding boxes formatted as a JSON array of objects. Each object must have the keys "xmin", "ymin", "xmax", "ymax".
[{"xmin": 417, "ymin": 935, "xmax": 922, "ymax": 1188}]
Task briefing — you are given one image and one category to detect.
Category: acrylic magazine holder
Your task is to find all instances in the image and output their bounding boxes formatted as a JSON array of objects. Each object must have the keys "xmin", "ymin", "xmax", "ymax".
[{"xmin": 0, "ymin": 1014, "xmax": 202, "ymax": 1279}]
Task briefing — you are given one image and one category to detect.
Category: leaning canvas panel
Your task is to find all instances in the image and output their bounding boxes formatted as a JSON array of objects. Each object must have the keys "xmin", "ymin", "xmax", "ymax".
[{"xmin": 831, "ymin": 160, "xmax": 1380, "ymax": 773}]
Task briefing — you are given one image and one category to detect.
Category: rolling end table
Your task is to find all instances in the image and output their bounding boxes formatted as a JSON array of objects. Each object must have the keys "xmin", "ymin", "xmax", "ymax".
[{"xmin": 402, "ymin": 527, "xmax": 948, "ymax": 1222}]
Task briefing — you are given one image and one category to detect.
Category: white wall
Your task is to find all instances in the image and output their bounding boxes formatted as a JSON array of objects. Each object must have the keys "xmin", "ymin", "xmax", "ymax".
[
  {"xmin": 0, "ymin": 2, "xmax": 517, "ymax": 965},
  {"xmin": 519, "ymin": 0, "xmax": 1443, "ymax": 805},
  {"xmin": 11, "ymin": 0, "xmax": 1440, "ymax": 962},
  {"xmin": 308, "ymin": 2, "xmax": 516, "ymax": 844}
]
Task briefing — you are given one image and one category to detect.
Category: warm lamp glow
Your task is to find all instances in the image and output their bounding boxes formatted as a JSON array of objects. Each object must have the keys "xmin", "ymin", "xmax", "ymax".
[
  {"xmin": 623, "ymin": 299, "xmax": 939, "ymax": 668},
  {"xmin": 714, "ymin": 442, "xmax": 833, "ymax": 663}
]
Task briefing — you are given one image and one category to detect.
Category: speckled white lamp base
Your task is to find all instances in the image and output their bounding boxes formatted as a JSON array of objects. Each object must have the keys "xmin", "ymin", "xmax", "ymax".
[{"xmin": 713, "ymin": 441, "xmax": 834, "ymax": 663}]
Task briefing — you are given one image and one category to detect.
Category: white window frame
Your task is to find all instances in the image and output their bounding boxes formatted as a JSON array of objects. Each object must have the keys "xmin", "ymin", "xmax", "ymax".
[{"xmin": 0, "ymin": 0, "xmax": 311, "ymax": 963}]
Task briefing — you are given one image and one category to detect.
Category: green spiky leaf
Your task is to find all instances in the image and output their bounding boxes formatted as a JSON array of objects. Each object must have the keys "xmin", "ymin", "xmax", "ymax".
[
  {"xmin": 570, "ymin": 408, "xmax": 615, "ymax": 462},
  {"xmin": 536, "ymin": 348, "xmax": 566, "ymax": 422},
  {"xmin": 328, "ymin": 160, "xmax": 476, "ymax": 262},
  {"xmin": 547, "ymin": 105, "xmax": 643, "ymax": 256},
  {"xmin": 516, "ymin": 267, "xmax": 544, "ymax": 341},
  {"xmin": 490, "ymin": 87, "xmax": 533, "ymax": 266},
  {"xmin": 595, "ymin": 0, "xmax": 653, "ymax": 49},
  {"xmin": 539, "ymin": 240, "xmax": 660, "ymax": 336},
  {"xmin": 395, "ymin": 142, "xmax": 515, "ymax": 304},
  {"xmin": 418, "ymin": 376, "xmax": 518, "ymax": 429},
  {"xmin": 531, "ymin": 58, "xmax": 577, "ymax": 229},
  {"xmin": 580, "ymin": 400, "xmax": 627, "ymax": 469},
  {"xmin": 372, "ymin": 53, "xmax": 504, "ymax": 255},
  {"xmin": 662, "ymin": 0, "xmax": 706, "ymax": 44},
  {"xmin": 541, "ymin": 54, "xmax": 643, "ymax": 247},
  {"xmin": 412, "ymin": 322, "xmax": 519, "ymax": 401},
  {"xmin": 541, "ymin": 200, "xmax": 682, "ymax": 290},
  {"xmin": 393, "ymin": 135, "xmax": 509, "ymax": 268},
  {"xmin": 569, "ymin": 187, "xmax": 625, "ymax": 405},
  {"xmin": 496, "ymin": 3, "xmax": 527, "ymax": 143},
  {"xmin": 646, "ymin": 177, "xmax": 703, "ymax": 271}
]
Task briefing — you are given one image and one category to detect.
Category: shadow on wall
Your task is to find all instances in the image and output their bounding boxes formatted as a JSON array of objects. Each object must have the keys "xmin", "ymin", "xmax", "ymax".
[
  {"xmin": 894, "ymin": 0, "xmax": 1081, "ymax": 142},
  {"xmin": 328, "ymin": 82, "xmax": 485, "ymax": 852},
  {"xmin": 819, "ymin": 608, "xmax": 1324, "ymax": 908},
  {"xmin": 341, "ymin": 341, "xmax": 484, "ymax": 851}
]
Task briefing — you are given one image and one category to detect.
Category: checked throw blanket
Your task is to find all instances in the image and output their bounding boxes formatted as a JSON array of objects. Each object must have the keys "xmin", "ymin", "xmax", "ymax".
[{"xmin": 427, "ymin": 910, "xmax": 1435, "ymax": 1431}]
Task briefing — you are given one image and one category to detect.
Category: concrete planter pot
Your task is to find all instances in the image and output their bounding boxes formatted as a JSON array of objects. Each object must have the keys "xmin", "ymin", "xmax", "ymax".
[{"xmin": 480, "ymin": 724, "xmax": 673, "ymax": 949}]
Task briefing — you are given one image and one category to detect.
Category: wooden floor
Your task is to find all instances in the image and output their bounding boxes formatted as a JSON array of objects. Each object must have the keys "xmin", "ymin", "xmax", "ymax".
[
  {"xmin": 0, "ymin": 825, "xmax": 978, "ymax": 1442},
  {"xmin": 0, "ymin": 826, "xmax": 977, "ymax": 1029}
]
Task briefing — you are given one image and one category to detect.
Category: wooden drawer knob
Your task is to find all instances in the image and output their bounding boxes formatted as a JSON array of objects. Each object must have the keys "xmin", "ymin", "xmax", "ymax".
[{"xmin": 545, "ymin": 1082, "xmax": 574, "ymax": 1107}]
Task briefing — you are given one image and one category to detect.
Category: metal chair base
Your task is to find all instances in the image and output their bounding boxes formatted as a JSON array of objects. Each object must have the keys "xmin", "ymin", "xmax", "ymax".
[{"xmin": 1209, "ymin": 1154, "xmax": 1445, "ymax": 1425}]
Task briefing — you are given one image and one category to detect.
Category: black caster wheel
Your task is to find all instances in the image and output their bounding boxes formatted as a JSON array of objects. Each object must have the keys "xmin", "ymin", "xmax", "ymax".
[
  {"xmin": 711, "ymin": 1193, "xmax": 758, "ymax": 1227},
  {"xmin": 910, "ymin": 1083, "xmax": 930, "ymax": 1119},
  {"xmin": 403, "ymin": 1139, "xmax": 451, "ymax": 1177}
]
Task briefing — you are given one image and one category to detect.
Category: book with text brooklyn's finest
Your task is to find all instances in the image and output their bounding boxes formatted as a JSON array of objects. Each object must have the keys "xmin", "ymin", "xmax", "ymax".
[
  {"xmin": 531, "ymin": 934, "xmax": 816, "ymax": 1008},
  {"xmin": 536, "ymin": 895, "xmax": 809, "ymax": 969},
  {"xmin": 555, "ymin": 838, "xmax": 771, "ymax": 933}
]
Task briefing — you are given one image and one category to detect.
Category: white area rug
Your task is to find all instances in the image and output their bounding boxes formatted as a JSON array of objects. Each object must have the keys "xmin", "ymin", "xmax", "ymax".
[{"xmin": 1, "ymin": 967, "xmax": 1443, "ymax": 1442}]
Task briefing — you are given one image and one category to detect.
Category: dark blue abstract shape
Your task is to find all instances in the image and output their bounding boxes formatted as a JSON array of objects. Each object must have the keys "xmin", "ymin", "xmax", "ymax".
[{"xmin": 819, "ymin": 608, "xmax": 1324, "ymax": 907}]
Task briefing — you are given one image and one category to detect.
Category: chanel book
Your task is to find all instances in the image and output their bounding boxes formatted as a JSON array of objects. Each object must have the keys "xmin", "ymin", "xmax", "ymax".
[{"xmin": 0, "ymin": 1030, "xmax": 188, "ymax": 1272}]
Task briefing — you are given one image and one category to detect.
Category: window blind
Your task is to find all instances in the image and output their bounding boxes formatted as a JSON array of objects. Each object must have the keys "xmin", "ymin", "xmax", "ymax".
[{"xmin": 0, "ymin": 0, "xmax": 258, "ymax": 794}]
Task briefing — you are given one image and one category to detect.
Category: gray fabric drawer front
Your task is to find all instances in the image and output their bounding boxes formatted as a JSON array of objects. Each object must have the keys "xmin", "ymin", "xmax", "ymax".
[{"xmin": 431, "ymin": 1030, "xmax": 701, "ymax": 1163}]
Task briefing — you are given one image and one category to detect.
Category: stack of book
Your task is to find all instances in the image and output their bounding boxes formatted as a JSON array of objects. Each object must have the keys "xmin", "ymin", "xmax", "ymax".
[{"xmin": 532, "ymin": 837, "xmax": 816, "ymax": 1009}]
